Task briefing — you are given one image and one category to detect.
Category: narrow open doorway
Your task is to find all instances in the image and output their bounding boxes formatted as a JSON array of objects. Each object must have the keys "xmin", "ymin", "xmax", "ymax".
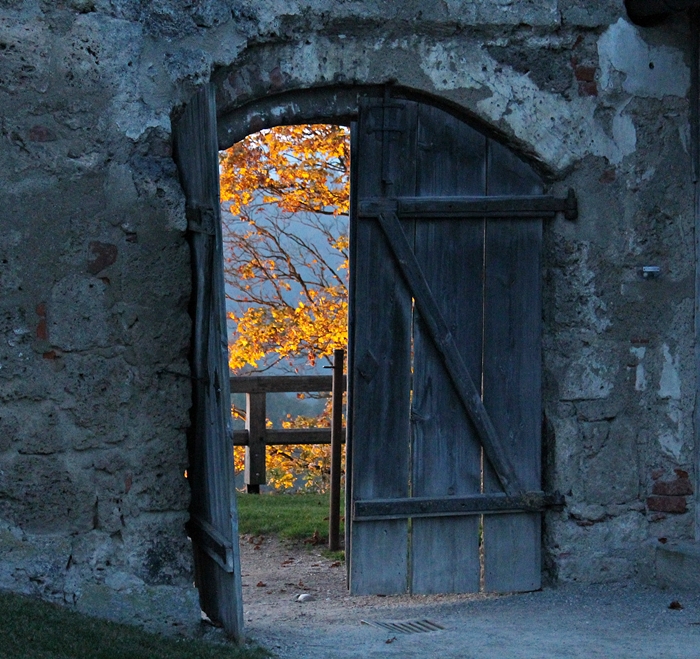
[
  {"xmin": 219, "ymin": 123, "xmax": 350, "ymax": 605},
  {"xmin": 220, "ymin": 122, "xmax": 349, "ymax": 490}
]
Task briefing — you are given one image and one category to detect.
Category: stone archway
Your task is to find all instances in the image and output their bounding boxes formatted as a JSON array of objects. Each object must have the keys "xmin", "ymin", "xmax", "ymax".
[{"xmin": 173, "ymin": 69, "xmax": 576, "ymax": 633}]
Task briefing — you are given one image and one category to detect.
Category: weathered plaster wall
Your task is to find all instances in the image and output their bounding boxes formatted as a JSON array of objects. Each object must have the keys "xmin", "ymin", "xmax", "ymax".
[
  {"xmin": 0, "ymin": 0, "xmax": 695, "ymax": 632},
  {"xmin": 211, "ymin": 7, "xmax": 696, "ymax": 585}
]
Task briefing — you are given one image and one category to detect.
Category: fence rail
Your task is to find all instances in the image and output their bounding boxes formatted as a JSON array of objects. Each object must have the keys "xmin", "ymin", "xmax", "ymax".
[
  {"xmin": 230, "ymin": 374, "xmax": 346, "ymax": 394},
  {"xmin": 230, "ymin": 349, "xmax": 346, "ymax": 550},
  {"xmin": 232, "ymin": 427, "xmax": 337, "ymax": 446}
]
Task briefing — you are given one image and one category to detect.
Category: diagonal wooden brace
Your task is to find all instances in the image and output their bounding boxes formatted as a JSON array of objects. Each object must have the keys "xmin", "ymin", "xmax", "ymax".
[{"xmin": 376, "ymin": 212, "xmax": 525, "ymax": 497}]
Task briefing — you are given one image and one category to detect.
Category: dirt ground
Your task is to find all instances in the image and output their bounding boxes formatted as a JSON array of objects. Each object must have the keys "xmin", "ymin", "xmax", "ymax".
[{"xmin": 231, "ymin": 534, "xmax": 700, "ymax": 659}]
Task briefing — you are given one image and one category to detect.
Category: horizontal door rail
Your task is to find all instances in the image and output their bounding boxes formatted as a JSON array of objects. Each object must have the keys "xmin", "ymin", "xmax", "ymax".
[
  {"xmin": 230, "ymin": 374, "xmax": 347, "ymax": 394},
  {"xmin": 185, "ymin": 514, "xmax": 235, "ymax": 573},
  {"xmin": 233, "ymin": 427, "xmax": 346, "ymax": 446},
  {"xmin": 358, "ymin": 189, "xmax": 577, "ymax": 221},
  {"xmin": 353, "ymin": 491, "xmax": 565, "ymax": 521}
]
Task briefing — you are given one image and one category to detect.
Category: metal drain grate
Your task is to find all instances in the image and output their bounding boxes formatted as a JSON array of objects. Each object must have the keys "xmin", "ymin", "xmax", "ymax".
[{"xmin": 361, "ymin": 619, "xmax": 445, "ymax": 634}]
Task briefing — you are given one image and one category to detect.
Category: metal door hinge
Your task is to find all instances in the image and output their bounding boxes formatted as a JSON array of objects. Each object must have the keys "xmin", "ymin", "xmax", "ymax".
[
  {"xmin": 186, "ymin": 206, "xmax": 217, "ymax": 235},
  {"xmin": 358, "ymin": 189, "xmax": 579, "ymax": 221},
  {"xmin": 353, "ymin": 491, "xmax": 566, "ymax": 521}
]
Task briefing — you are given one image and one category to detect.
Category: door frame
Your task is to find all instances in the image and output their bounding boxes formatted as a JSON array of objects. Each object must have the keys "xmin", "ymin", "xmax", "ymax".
[{"xmin": 182, "ymin": 82, "xmax": 558, "ymax": 623}]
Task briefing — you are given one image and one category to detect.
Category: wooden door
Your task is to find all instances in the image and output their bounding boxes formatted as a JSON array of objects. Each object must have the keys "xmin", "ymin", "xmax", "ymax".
[
  {"xmin": 348, "ymin": 94, "xmax": 558, "ymax": 595},
  {"xmin": 173, "ymin": 84, "xmax": 244, "ymax": 639}
]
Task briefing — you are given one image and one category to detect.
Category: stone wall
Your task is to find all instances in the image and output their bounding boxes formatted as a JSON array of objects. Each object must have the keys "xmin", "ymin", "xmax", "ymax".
[{"xmin": 0, "ymin": 0, "xmax": 695, "ymax": 633}]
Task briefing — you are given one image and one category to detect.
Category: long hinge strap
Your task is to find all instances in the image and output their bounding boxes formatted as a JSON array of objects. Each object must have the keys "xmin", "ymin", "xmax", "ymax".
[
  {"xmin": 354, "ymin": 491, "xmax": 565, "ymax": 521},
  {"xmin": 186, "ymin": 205, "xmax": 217, "ymax": 235},
  {"xmin": 360, "ymin": 189, "xmax": 577, "ymax": 220}
]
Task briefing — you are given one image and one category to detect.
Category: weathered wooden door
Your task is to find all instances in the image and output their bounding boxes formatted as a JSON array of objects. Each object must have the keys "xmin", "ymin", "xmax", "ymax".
[
  {"xmin": 348, "ymin": 94, "xmax": 567, "ymax": 595},
  {"xmin": 173, "ymin": 84, "xmax": 244, "ymax": 638}
]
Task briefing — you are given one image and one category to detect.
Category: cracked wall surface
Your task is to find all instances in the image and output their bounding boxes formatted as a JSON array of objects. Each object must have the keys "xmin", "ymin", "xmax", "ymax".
[{"xmin": 0, "ymin": 0, "xmax": 696, "ymax": 633}]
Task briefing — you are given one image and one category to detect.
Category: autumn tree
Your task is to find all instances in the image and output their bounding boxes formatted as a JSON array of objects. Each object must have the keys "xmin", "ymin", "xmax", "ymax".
[
  {"xmin": 219, "ymin": 124, "xmax": 350, "ymax": 492},
  {"xmin": 220, "ymin": 124, "xmax": 349, "ymax": 372}
]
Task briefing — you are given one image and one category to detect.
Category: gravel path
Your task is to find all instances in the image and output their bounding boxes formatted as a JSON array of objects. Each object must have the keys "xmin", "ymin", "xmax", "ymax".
[{"xmin": 237, "ymin": 535, "xmax": 700, "ymax": 659}]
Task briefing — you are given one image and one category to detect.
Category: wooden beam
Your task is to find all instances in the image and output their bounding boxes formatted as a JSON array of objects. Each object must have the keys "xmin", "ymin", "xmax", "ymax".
[
  {"xmin": 230, "ymin": 375, "xmax": 342, "ymax": 394},
  {"xmin": 376, "ymin": 211, "xmax": 523, "ymax": 496},
  {"xmin": 244, "ymin": 393, "xmax": 266, "ymax": 492},
  {"xmin": 329, "ymin": 348, "xmax": 345, "ymax": 551},
  {"xmin": 359, "ymin": 190, "xmax": 577, "ymax": 221},
  {"xmin": 353, "ymin": 492, "xmax": 564, "ymax": 521},
  {"xmin": 185, "ymin": 515, "xmax": 235, "ymax": 572},
  {"xmin": 233, "ymin": 428, "xmax": 338, "ymax": 446}
]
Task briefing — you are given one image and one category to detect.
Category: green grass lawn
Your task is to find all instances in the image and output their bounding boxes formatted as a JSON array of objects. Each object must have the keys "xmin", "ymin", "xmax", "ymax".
[
  {"xmin": 236, "ymin": 492, "xmax": 345, "ymax": 545},
  {"xmin": 0, "ymin": 590, "xmax": 269, "ymax": 659}
]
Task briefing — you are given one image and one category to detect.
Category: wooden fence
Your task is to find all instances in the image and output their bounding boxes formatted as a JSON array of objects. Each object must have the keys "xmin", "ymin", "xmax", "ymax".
[{"xmin": 230, "ymin": 349, "xmax": 346, "ymax": 550}]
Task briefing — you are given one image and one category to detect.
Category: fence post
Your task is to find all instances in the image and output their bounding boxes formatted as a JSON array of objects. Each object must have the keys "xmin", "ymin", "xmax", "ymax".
[
  {"xmin": 329, "ymin": 348, "xmax": 345, "ymax": 550},
  {"xmin": 245, "ymin": 392, "xmax": 266, "ymax": 494}
]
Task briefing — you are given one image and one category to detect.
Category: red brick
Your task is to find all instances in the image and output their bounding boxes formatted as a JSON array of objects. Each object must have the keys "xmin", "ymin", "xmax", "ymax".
[
  {"xmin": 87, "ymin": 241, "xmax": 118, "ymax": 275},
  {"xmin": 631, "ymin": 338, "xmax": 650, "ymax": 345},
  {"xmin": 149, "ymin": 140, "xmax": 172, "ymax": 158},
  {"xmin": 578, "ymin": 81, "xmax": 598, "ymax": 96},
  {"xmin": 268, "ymin": 66, "xmax": 284, "ymax": 90},
  {"xmin": 575, "ymin": 65, "xmax": 596, "ymax": 82},
  {"xmin": 36, "ymin": 302, "xmax": 48, "ymax": 340},
  {"xmin": 652, "ymin": 477, "xmax": 693, "ymax": 496},
  {"xmin": 647, "ymin": 496, "xmax": 687, "ymax": 514},
  {"xmin": 36, "ymin": 318, "xmax": 48, "ymax": 341},
  {"xmin": 28, "ymin": 125, "xmax": 56, "ymax": 142},
  {"xmin": 599, "ymin": 169, "xmax": 616, "ymax": 184}
]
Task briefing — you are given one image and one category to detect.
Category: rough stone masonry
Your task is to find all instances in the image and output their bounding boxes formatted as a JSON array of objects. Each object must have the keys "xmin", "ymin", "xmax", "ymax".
[{"xmin": 0, "ymin": 0, "xmax": 697, "ymax": 635}]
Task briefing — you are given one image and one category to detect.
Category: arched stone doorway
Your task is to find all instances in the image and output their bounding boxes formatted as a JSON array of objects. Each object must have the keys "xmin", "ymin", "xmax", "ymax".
[{"xmin": 174, "ymin": 81, "xmax": 574, "ymax": 639}]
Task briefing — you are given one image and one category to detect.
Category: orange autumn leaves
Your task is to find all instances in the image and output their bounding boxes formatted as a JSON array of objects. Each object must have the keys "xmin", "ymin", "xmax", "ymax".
[
  {"xmin": 232, "ymin": 411, "xmax": 336, "ymax": 492},
  {"xmin": 220, "ymin": 125, "xmax": 350, "ymax": 372},
  {"xmin": 227, "ymin": 291, "xmax": 348, "ymax": 372},
  {"xmin": 220, "ymin": 124, "xmax": 349, "ymax": 492},
  {"xmin": 221, "ymin": 123, "xmax": 349, "ymax": 219}
]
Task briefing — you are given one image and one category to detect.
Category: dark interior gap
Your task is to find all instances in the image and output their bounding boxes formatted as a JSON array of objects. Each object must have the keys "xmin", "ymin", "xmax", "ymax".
[
  {"xmin": 478, "ymin": 138, "xmax": 491, "ymax": 591},
  {"xmin": 406, "ymin": 223, "xmax": 417, "ymax": 594}
]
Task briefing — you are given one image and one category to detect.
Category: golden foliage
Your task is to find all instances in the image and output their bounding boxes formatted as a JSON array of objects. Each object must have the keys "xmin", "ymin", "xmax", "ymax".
[
  {"xmin": 232, "ymin": 400, "xmax": 345, "ymax": 493},
  {"xmin": 220, "ymin": 124, "xmax": 350, "ymax": 373},
  {"xmin": 222, "ymin": 125, "xmax": 350, "ymax": 492},
  {"xmin": 220, "ymin": 124, "xmax": 349, "ymax": 218}
]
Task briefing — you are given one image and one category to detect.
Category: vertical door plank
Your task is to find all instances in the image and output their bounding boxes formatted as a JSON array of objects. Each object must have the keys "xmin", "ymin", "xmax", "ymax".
[
  {"xmin": 414, "ymin": 105, "xmax": 487, "ymax": 195},
  {"xmin": 482, "ymin": 140, "xmax": 542, "ymax": 593},
  {"xmin": 349, "ymin": 96, "xmax": 416, "ymax": 595},
  {"xmin": 345, "ymin": 120, "xmax": 359, "ymax": 583},
  {"xmin": 173, "ymin": 84, "xmax": 244, "ymax": 638},
  {"xmin": 411, "ymin": 105, "xmax": 486, "ymax": 594}
]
